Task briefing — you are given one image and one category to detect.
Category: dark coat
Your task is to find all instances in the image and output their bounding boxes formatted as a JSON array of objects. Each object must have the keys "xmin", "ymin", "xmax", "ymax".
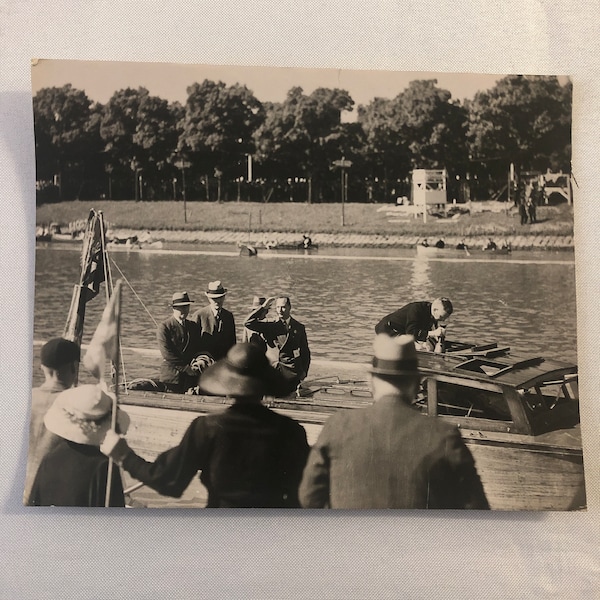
[
  {"xmin": 121, "ymin": 403, "xmax": 310, "ymax": 508},
  {"xmin": 190, "ymin": 305, "xmax": 236, "ymax": 361},
  {"xmin": 157, "ymin": 315, "xmax": 202, "ymax": 389},
  {"xmin": 29, "ymin": 438, "xmax": 125, "ymax": 507},
  {"xmin": 374, "ymin": 301, "xmax": 434, "ymax": 341},
  {"xmin": 299, "ymin": 396, "xmax": 489, "ymax": 509},
  {"xmin": 244, "ymin": 310, "xmax": 311, "ymax": 383}
]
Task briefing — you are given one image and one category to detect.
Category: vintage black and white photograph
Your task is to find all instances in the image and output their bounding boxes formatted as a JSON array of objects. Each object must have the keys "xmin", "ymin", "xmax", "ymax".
[{"xmin": 26, "ymin": 59, "xmax": 584, "ymax": 510}]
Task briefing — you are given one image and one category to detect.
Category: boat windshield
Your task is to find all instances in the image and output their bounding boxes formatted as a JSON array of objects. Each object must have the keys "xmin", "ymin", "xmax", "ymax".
[{"xmin": 440, "ymin": 381, "xmax": 511, "ymax": 420}]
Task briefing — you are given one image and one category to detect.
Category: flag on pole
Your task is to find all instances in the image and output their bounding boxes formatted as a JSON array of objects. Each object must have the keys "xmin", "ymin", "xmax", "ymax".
[
  {"xmin": 63, "ymin": 209, "xmax": 108, "ymax": 347},
  {"xmin": 83, "ymin": 280, "xmax": 122, "ymax": 381}
]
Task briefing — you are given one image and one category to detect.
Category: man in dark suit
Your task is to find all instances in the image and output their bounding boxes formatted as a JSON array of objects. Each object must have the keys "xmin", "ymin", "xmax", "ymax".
[
  {"xmin": 101, "ymin": 343, "xmax": 310, "ymax": 508},
  {"xmin": 190, "ymin": 280, "xmax": 237, "ymax": 361},
  {"xmin": 375, "ymin": 297, "xmax": 453, "ymax": 351},
  {"xmin": 299, "ymin": 333, "xmax": 489, "ymax": 509},
  {"xmin": 157, "ymin": 291, "xmax": 208, "ymax": 393},
  {"xmin": 244, "ymin": 295, "xmax": 311, "ymax": 395}
]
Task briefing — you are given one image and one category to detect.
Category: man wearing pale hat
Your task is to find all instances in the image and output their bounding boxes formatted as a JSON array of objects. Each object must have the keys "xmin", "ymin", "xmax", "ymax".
[
  {"xmin": 101, "ymin": 343, "xmax": 309, "ymax": 508},
  {"xmin": 23, "ymin": 337, "xmax": 80, "ymax": 504},
  {"xmin": 157, "ymin": 291, "xmax": 208, "ymax": 393},
  {"xmin": 299, "ymin": 334, "xmax": 489, "ymax": 509},
  {"xmin": 29, "ymin": 384, "xmax": 129, "ymax": 507},
  {"xmin": 190, "ymin": 280, "xmax": 237, "ymax": 361}
]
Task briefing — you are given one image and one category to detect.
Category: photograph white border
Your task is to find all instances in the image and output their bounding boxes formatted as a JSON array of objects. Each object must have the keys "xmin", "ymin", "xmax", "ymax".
[{"xmin": 1, "ymin": 2, "xmax": 599, "ymax": 598}]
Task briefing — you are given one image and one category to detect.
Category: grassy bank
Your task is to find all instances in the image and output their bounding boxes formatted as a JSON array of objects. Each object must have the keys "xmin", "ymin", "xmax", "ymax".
[{"xmin": 36, "ymin": 200, "xmax": 574, "ymax": 238}]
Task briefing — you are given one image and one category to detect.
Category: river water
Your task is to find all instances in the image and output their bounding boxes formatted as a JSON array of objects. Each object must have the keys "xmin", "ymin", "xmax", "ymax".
[{"xmin": 33, "ymin": 243, "xmax": 578, "ymax": 384}]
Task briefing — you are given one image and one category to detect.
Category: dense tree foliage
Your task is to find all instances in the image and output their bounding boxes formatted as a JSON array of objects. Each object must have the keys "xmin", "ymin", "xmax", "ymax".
[
  {"xmin": 33, "ymin": 76, "xmax": 572, "ymax": 204},
  {"xmin": 467, "ymin": 75, "xmax": 571, "ymax": 172}
]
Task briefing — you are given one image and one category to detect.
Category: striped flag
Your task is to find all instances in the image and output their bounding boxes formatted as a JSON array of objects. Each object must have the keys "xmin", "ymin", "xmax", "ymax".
[{"xmin": 83, "ymin": 281, "xmax": 122, "ymax": 380}]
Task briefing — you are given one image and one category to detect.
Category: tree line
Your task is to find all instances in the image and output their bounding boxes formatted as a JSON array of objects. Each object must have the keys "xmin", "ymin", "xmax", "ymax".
[{"xmin": 33, "ymin": 75, "xmax": 572, "ymax": 204}]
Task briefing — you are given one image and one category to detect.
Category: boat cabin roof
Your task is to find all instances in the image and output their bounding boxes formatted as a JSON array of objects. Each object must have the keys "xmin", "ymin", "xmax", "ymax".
[{"xmin": 418, "ymin": 342, "xmax": 577, "ymax": 390}]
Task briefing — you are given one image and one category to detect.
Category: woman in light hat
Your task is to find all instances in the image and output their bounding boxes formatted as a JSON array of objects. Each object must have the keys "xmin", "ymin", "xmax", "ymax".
[
  {"xmin": 101, "ymin": 343, "xmax": 309, "ymax": 508},
  {"xmin": 29, "ymin": 384, "xmax": 129, "ymax": 507}
]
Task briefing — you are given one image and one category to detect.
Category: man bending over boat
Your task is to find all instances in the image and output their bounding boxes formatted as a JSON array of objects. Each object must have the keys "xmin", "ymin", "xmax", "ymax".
[
  {"xmin": 156, "ymin": 291, "xmax": 213, "ymax": 393},
  {"xmin": 375, "ymin": 297, "xmax": 453, "ymax": 352},
  {"xmin": 244, "ymin": 296, "xmax": 311, "ymax": 395},
  {"xmin": 100, "ymin": 343, "xmax": 310, "ymax": 508},
  {"xmin": 299, "ymin": 334, "xmax": 489, "ymax": 509}
]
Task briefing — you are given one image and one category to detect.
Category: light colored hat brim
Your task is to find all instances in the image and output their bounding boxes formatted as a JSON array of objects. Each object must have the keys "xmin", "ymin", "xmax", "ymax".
[
  {"xmin": 44, "ymin": 405, "xmax": 130, "ymax": 446},
  {"xmin": 205, "ymin": 291, "xmax": 227, "ymax": 298},
  {"xmin": 172, "ymin": 301, "xmax": 194, "ymax": 306}
]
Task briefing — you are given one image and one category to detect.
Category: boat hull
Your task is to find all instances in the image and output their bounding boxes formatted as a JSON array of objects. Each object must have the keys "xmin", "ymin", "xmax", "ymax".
[{"xmin": 119, "ymin": 387, "xmax": 584, "ymax": 510}]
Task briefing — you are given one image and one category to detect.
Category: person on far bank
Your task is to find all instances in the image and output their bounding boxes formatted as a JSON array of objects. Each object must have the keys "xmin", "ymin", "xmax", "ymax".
[
  {"xmin": 100, "ymin": 343, "xmax": 310, "ymax": 508},
  {"xmin": 244, "ymin": 295, "xmax": 311, "ymax": 395},
  {"xmin": 23, "ymin": 337, "xmax": 81, "ymax": 505},
  {"xmin": 157, "ymin": 291, "xmax": 212, "ymax": 394},
  {"xmin": 299, "ymin": 334, "xmax": 490, "ymax": 509},
  {"xmin": 190, "ymin": 280, "xmax": 236, "ymax": 361},
  {"xmin": 375, "ymin": 297, "xmax": 453, "ymax": 352}
]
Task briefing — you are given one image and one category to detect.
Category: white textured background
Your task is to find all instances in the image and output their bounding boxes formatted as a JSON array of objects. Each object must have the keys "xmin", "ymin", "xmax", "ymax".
[{"xmin": 1, "ymin": 2, "xmax": 599, "ymax": 598}]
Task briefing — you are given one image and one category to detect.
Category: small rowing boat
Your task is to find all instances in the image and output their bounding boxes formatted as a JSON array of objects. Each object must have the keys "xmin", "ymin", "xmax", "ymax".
[{"xmin": 416, "ymin": 243, "xmax": 512, "ymax": 257}]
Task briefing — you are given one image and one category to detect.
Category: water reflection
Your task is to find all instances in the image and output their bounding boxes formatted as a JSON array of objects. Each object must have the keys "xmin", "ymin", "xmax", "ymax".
[{"xmin": 34, "ymin": 246, "xmax": 578, "ymax": 370}]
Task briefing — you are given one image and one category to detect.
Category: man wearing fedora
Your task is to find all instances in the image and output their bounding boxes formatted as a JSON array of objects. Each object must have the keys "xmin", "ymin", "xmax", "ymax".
[
  {"xmin": 299, "ymin": 334, "xmax": 489, "ymax": 509},
  {"xmin": 190, "ymin": 280, "xmax": 237, "ymax": 361},
  {"xmin": 244, "ymin": 295, "xmax": 311, "ymax": 396},
  {"xmin": 375, "ymin": 297, "xmax": 453, "ymax": 352},
  {"xmin": 24, "ymin": 337, "xmax": 80, "ymax": 504},
  {"xmin": 157, "ymin": 291, "xmax": 208, "ymax": 393},
  {"xmin": 29, "ymin": 384, "xmax": 129, "ymax": 507},
  {"xmin": 101, "ymin": 343, "xmax": 310, "ymax": 508}
]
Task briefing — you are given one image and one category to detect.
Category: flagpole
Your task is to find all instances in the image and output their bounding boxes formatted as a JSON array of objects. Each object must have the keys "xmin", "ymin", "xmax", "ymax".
[
  {"xmin": 104, "ymin": 280, "xmax": 122, "ymax": 507},
  {"xmin": 98, "ymin": 212, "xmax": 129, "ymax": 393}
]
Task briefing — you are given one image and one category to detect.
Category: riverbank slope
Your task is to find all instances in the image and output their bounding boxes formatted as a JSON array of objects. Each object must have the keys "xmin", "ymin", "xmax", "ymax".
[{"xmin": 36, "ymin": 200, "xmax": 575, "ymax": 249}]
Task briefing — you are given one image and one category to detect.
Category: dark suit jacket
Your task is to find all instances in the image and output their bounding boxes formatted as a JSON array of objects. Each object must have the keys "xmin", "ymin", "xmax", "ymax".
[
  {"xmin": 122, "ymin": 403, "xmax": 310, "ymax": 508},
  {"xmin": 244, "ymin": 310, "xmax": 310, "ymax": 379},
  {"xmin": 299, "ymin": 396, "xmax": 489, "ymax": 509},
  {"xmin": 374, "ymin": 301, "xmax": 434, "ymax": 341},
  {"xmin": 157, "ymin": 316, "xmax": 201, "ymax": 387},
  {"xmin": 30, "ymin": 439, "xmax": 125, "ymax": 507},
  {"xmin": 190, "ymin": 305, "xmax": 236, "ymax": 361}
]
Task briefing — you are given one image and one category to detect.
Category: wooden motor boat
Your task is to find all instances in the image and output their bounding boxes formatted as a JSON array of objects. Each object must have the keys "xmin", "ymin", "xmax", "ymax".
[{"xmin": 118, "ymin": 340, "xmax": 584, "ymax": 510}]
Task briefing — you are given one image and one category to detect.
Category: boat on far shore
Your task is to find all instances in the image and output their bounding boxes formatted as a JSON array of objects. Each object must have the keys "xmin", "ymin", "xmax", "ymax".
[{"xmin": 416, "ymin": 243, "xmax": 512, "ymax": 257}]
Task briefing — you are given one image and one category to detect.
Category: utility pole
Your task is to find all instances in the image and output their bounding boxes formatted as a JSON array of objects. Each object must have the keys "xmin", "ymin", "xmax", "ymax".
[{"xmin": 333, "ymin": 156, "xmax": 353, "ymax": 226}]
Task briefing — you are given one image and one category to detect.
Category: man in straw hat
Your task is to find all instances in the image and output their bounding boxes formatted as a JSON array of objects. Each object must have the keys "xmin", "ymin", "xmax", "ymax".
[
  {"xmin": 299, "ymin": 334, "xmax": 489, "ymax": 509},
  {"xmin": 101, "ymin": 343, "xmax": 310, "ymax": 508},
  {"xmin": 157, "ymin": 291, "xmax": 211, "ymax": 393},
  {"xmin": 190, "ymin": 280, "xmax": 237, "ymax": 361},
  {"xmin": 24, "ymin": 337, "xmax": 80, "ymax": 504},
  {"xmin": 29, "ymin": 384, "xmax": 129, "ymax": 507}
]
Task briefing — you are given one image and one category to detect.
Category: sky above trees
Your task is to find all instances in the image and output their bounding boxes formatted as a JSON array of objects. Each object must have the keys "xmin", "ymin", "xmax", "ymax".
[{"xmin": 31, "ymin": 60, "xmax": 569, "ymax": 112}]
